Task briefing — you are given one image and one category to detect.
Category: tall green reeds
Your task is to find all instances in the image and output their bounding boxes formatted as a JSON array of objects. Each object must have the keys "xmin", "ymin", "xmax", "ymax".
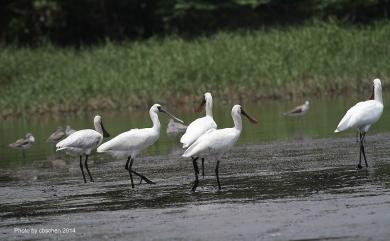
[{"xmin": 1, "ymin": 22, "xmax": 389, "ymax": 116}]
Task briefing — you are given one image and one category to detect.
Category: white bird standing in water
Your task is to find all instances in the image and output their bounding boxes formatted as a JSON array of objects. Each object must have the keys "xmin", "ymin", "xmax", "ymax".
[
  {"xmin": 9, "ymin": 133, "xmax": 35, "ymax": 157},
  {"xmin": 284, "ymin": 100, "xmax": 310, "ymax": 116},
  {"xmin": 180, "ymin": 92, "xmax": 217, "ymax": 177},
  {"xmin": 97, "ymin": 104, "xmax": 184, "ymax": 188},
  {"xmin": 183, "ymin": 105, "xmax": 257, "ymax": 191},
  {"xmin": 56, "ymin": 115, "xmax": 110, "ymax": 183},
  {"xmin": 334, "ymin": 78, "xmax": 384, "ymax": 169}
]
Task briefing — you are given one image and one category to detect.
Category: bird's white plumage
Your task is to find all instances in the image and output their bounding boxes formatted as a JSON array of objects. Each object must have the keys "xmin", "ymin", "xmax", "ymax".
[
  {"xmin": 97, "ymin": 104, "xmax": 181, "ymax": 160},
  {"xmin": 335, "ymin": 100, "xmax": 383, "ymax": 133},
  {"xmin": 97, "ymin": 128, "xmax": 159, "ymax": 159},
  {"xmin": 335, "ymin": 78, "xmax": 384, "ymax": 133},
  {"xmin": 56, "ymin": 129, "xmax": 103, "ymax": 155},
  {"xmin": 183, "ymin": 105, "xmax": 251, "ymax": 160},
  {"xmin": 180, "ymin": 92, "xmax": 217, "ymax": 148},
  {"xmin": 183, "ymin": 128, "xmax": 239, "ymax": 159},
  {"xmin": 56, "ymin": 115, "xmax": 106, "ymax": 156},
  {"xmin": 180, "ymin": 116, "xmax": 217, "ymax": 148}
]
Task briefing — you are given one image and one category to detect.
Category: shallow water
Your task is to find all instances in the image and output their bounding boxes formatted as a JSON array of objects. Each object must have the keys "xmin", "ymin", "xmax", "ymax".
[
  {"xmin": 1, "ymin": 134, "xmax": 390, "ymax": 241},
  {"xmin": 1, "ymin": 94, "xmax": 389, "ymax": 167},
  {"xmin": 1, "ymin": 95, "xmax": 390, "ymax": 240}
]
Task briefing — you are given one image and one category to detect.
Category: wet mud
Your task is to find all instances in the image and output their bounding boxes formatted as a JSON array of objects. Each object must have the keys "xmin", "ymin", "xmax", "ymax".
[{"xmin": 1, "ymin": 134, "xmax": 390, "ymax": 241}]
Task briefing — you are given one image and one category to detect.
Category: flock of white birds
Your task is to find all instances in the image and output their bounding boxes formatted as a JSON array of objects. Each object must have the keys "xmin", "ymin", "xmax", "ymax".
[{"xmin": 8, "ymin": 78, "xmax": 384, "ymax": 191}]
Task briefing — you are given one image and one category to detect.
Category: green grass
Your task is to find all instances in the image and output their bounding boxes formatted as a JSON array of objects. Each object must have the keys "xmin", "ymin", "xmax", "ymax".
[{"xmin": 1, "ymin": 22, "xmax": 390, "ymax": 116}]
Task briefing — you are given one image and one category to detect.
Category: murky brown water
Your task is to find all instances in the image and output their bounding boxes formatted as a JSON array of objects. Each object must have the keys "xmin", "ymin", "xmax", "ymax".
[{"xmin": 1, "ymin": 133, "xmax": 390, "ymax": 241}]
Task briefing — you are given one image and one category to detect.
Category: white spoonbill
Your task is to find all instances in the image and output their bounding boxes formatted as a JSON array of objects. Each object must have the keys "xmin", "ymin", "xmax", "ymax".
[
  {"xmin": 180, "ymin": 92, "xmax": 217, "ymax": 177},
  {"xmin": 334, "ymin": 78, "xmax": 384, "ymax": 169},
  {"xmin": 183, "ymin": 105, "xmax": 257, "ymax": 191},
  {"xmin": 56, "ymin": 115, "xmax": 110, "ymax": 183},
  {"xmin": 283, "ymin": 100, "xmax": 310, "ymax": 116},
  {"xmin": 97, "ymin": 104, "xmax": 184, "ymax": 188},
  {"xmin": 9, "ymin": 133, "xmax": 35, "ymax": 157}
]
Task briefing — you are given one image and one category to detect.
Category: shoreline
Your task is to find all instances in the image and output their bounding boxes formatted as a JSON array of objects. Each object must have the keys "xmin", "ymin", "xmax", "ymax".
[{"xmin": 0, "ymin": 88, "xmax": 383, "ymax": 119}]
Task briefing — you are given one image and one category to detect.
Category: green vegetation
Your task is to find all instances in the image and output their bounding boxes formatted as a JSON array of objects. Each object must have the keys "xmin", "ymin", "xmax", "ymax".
[
  {"xmin": 2, "ymin": 0, "xmax": 389, "ymax": 45},
  {"xmin": 1, "ymin": 22, "xmax": 389, "ymax": 117}
]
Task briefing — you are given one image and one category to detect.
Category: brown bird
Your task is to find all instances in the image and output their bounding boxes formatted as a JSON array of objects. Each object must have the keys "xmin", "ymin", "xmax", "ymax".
[
  {"xmin": 9, "ymin": 133, "xmax": 35, "ymax": 157},
  {"xmin": 47, "ymin": 127, "xmax": 66, "ymax": 144},
  {"xmin": 284, "ymin": 100, "xmax": 310, "ymax": 116}
]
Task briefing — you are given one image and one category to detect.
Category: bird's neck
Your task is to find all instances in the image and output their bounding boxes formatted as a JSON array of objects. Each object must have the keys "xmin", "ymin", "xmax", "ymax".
[
  {"xmin": 150, "ymin": 111, "xmax": 161, "ymax": 131},
  {"xmin": 205, "ymin": 98, "xmax": 213, "ymax": 117},
  {"xmin": 232, "ymin": 113, "xmax": 243, "ymax": 132},
  {"xmin": 375, "ymin": 86, "xmax": 383, "ymax": 104},
  {"xmin": 94, "ymin": 122, "xmax": 103, "ymax": 135}
]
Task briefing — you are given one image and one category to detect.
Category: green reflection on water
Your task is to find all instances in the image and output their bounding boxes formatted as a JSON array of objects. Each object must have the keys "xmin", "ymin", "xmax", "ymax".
[{"xmin": 1, "ymin": 94, "xmax": 389, "ymax": 168}]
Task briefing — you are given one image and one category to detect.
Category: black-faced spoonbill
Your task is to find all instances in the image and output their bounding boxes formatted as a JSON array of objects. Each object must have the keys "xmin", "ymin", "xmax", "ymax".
[
  {"xmin": 334, "ymin": 78, "xmax": 384, "ymax": 169},
  {"xmin": 283, "ymin": 100, "xmax": 310, "ymax": 116},
  {"xmin": 9, "ymin": 133, "xmax": 35, "ymax": 157},
  {"xmin": 183, "ymin": 105, "xmax": 257, "ymax": 191},
  {"xmin": 56, "ymin": 115, "xmax": 110, "ymax": 183},
  {"xmin": 97, "ymin": 104, "xmax": 184, "ymax": 188},
  {"xmin": 180, "ymin": 92, "xmax": 217, "ymax": 177}
]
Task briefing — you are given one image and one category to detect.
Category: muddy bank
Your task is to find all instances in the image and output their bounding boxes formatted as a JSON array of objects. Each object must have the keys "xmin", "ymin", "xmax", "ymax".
[{"xmin": 1, "ymin": 134, "xmax": 390, "ymax": 241}]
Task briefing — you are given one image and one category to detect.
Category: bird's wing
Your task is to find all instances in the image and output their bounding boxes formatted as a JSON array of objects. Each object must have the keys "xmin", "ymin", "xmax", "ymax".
[
  {"xmin": 97, "ymin": 128, "xmax": 157, "ymax": 153},
  {"xmin": 335, "ymin": 101, "xmax": 365, "ymax": 132},
  {"xmin": 9, "ymin": 138, "xmax": 29, "ymax": 147},
  {"xmin": 56, "ymin": 129, "xmax": 101, "ymax": 150},
  {"xmin": 335, "ymin": 100, "xmax": 383, "ymax": 132},
  {"xmin": 47, "ymin": 130, "xmax": 65, "ymax": 142},
  {"xmin": 346, "ymin": 101, "xmax": 383, "ymax": 130},
  {"xmin": 284, "ymin": 104, "xmax": 304, "ymax": 115},
  {"xmin": 183, "ymin": 129, "xmax": 237, "ymax": 158},
  {"xmin": 180, "ymin": 116, "xmax": 217, "ymax": 148}
]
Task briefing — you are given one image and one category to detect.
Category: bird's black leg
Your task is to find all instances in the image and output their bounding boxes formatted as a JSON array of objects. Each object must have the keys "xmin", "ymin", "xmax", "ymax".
[
  {"xmin": 128, "ymin": 157, "xmax": 135, "ymax": 188},
  {"xmin": 84, "ymin": 155, "xmax": 94, "ymax": 182},
  {"xmin": 192, "ymin": 157, "xmax": 199, "ymax": 192},
  {"xmin": 361, "ymin": 132, "xmax": 369, "ymax": 168},
  {"xmin": 215, "ymin": 160, "xmax": 221, "ymax": 190},
  {"xmin": 192, "ymin": 157, "xmax": 200, "ymax": 174},
  {"xmin": 79, "ymin": 155, "xmax": 87, "ymax": 183},
  {"xmin": 125, "ymin": 156, "xmax": 130, "ymax": 170},
  {"xmin": 125, "ymin": 156, "xmax": 143, "ymax": 183},
  {"xmin": 357, "ymin": 133, "xmax": 363, "ymax": 169},
  {"xmin": 22, "ymin": 150, "xmax": 26, "ymax": 159},
  {"xmin": 131, "ymin": 170, "xmax": 155, "ymax": 184},
  {"xmin": 202, "ymin": 158, "xmax": 205, "ymax": 178}
]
